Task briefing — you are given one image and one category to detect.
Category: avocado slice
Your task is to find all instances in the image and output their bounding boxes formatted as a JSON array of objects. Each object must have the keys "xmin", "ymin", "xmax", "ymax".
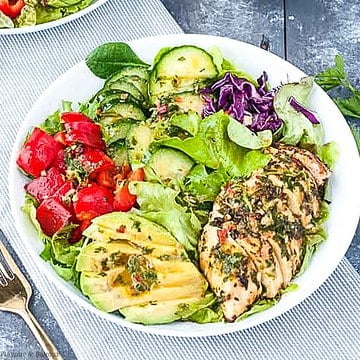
[{"xmin": 77, "ymin": 212, "xmax": 208, "ymax": 319}]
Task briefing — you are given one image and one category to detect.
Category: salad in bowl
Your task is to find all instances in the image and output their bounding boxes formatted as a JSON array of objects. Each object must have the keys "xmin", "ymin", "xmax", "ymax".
[
  {"xmin": 0, "ymin": 0, "xmax": 102, "ymax": 30},
  {"xmin": 14, "ymin": 39, "xmax": 341, "ymax": 326}
]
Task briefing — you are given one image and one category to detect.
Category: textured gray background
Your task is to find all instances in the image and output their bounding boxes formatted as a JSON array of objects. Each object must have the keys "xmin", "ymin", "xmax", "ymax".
[{"xmin": 1, "ymin": 0, "xmax": 359, "ymax": 359}]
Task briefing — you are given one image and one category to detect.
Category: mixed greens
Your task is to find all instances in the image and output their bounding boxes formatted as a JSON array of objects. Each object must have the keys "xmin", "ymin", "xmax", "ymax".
[
  {"xmin": 0, "ymin": 0, "xmax": 95, "ymax": 29},
  {"xmin": 18, "ymin": 42, "xmax": 342, "ymax": 325}
]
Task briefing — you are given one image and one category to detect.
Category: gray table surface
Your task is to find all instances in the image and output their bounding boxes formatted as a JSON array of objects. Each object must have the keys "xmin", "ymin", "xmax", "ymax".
[{"xmin": 1, "ymin": 0, "xmax": 359, "ymax": 359}]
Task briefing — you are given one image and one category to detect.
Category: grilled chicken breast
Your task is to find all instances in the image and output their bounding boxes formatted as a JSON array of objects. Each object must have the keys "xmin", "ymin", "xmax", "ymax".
[{"xmin": 199, "ymin": 144, "xmax": 330, "ymax": 321}]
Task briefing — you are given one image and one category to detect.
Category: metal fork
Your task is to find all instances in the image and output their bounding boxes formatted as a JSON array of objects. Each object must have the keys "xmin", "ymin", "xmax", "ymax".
[{"xmin": 0, "ymin": 240, "xmax": 63, "ymax": 360}]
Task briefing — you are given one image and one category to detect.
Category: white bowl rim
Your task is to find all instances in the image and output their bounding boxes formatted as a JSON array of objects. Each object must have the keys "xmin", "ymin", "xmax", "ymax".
[
  {"xmin": 8, "ymin": 33, "xmax": 360, "ymax": 337},
  {"xmin": 0, "ymin": 0, "xmax": 108, "ymax": 35}
]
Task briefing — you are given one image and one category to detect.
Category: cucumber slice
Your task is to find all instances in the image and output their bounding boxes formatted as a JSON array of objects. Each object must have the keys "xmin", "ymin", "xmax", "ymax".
[
  {"xmin": 108, "ymin": 144, "xmax": 128, "ymax": 167},
  {"xmin": 99, "ymin": 93, "xmax": 141, "ymax": 111},
  {"xmin": 154, "ymin": 46, "xmax": 218, "ymax": 80},
  {"xmin": 126, "ymin": 124, "xmax": 153, "ymax": 165},
  {"xmin": 100, "ymin": 117, "xmax": 135, "ymax": 145},
  {"xmin": 105, "ymin": 80, "xmax": 145, "ymax": 103},
  {"xmin": 105, "ymin": 67, "xmax": 149, "ymax": 83},
  {"xmin": 121, "ymin": 76, "xmax": 148, "ymax": 99},
  {"xmin": 169, "ymin": 92, "xmax": 204, "ymax": 114},
  {"xmin": 148, "ymin": 148, "xmax": 194, "ymax": 183},
  {"xmin": 100, "ymin": 103, "xmax": 146, "ymax": 122}
]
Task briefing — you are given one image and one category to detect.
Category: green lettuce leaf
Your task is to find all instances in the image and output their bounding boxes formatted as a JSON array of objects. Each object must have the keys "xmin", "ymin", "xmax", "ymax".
[
  {"xmin": 21, "ymin": 195, "xmax": 50, "ymax": 243},
  {"xmin": 78, "ymin": 98, "xmax": 99, "ymax": 120},
  {"xmin": 237, "ymin": 150, "xmax": 272, "ymax": 178},
  {"xmin": 227, "ymin": 117, "xmax": 273, "ymax": 149},
  {"xmin": 15, "ymin": 5, "xmax": 36, "ymax": 27},
  {"xmin": 170, "ymin": 112, "xmax": 200, "ymax": 136},
  {"xmin": 317, "ymin": 142, "xmax": 339, "ymax": 170},
  {"xmin": 209, "ymin": 46, "xmax": 258, "ymax": 85},
  {"xmin": 236, "ymin": 298, "xmax": 278, "ymax": 321},
  {"xmin": 175, "ymin": 293, "xmax": 223, "ymax": 323},
  {"xmin": 129, "ymin": 182, "xmax": 201, "ymax": 258},
  {"xmin": 39, "ymin": 109, "xmax": 62, "ymax": 135},
  {"xmin": 199, "ymin": 112, "xmax": 247, "ymax": 176},
  {"xmin": 274, "ymin": 77, "xmax": 324, "ymax": 147},
  {"xmin": 183, "ymin": 164, "xmax": 228, "ymax": 202}
]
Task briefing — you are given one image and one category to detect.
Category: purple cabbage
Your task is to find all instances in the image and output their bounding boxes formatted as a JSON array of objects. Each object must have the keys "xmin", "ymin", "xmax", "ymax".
[
  {"xmin": 201, "ymin": 72, "xmax": 282, "ymax": 133},
  {"xmin": 289, "ymin": 96, "xmax": 320, "ymax": 124}
]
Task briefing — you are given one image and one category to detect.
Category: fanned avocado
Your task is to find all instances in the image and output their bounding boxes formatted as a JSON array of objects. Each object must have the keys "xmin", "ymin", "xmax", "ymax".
[{"xmin": 77, "ymin": 212, "xmax": 208, "ymax": 322}]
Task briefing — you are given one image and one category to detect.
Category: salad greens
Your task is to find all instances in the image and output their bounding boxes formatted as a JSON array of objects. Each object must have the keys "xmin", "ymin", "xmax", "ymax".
[
  {"xmin": 1, "ymin": 0, "xmax": 95, "ymax": 29},
  {"xmin": 20, "ymin": 42, "xmax": 342, "ymax": 326}
]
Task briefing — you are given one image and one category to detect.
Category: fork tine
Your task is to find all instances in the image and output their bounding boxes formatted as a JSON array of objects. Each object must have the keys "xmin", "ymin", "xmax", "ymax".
[
  {"xmin": 0, "ymin": 239, "xmax": 27, "ymax": 285},
  {"xmin": 0, "ymin": 265, "xmax": 8, "ymax": 286},
  {"xmin": 0, "ymin": 248, "xmax": 15, "ymax": 280}
]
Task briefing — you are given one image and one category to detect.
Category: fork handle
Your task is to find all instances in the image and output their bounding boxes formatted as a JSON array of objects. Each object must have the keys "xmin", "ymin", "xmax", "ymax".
[{"xmin": 19, "ymin": 308, "xmax": 63, "ymax": 360}]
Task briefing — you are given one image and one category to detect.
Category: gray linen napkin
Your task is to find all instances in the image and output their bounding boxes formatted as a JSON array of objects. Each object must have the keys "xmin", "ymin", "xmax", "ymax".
[{"xmin": 0, "ymin": 1, "xmax": 359, "ymax": 359}]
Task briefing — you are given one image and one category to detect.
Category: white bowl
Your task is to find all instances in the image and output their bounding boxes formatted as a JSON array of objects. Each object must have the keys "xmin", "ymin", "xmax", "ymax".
[
  {"xmin": 8, "ymin": 34, "xmax": 360, "ymax": 337},
  {"xmin": 0, "ymin": 0, "xmax": 108, "ymax": 35}
]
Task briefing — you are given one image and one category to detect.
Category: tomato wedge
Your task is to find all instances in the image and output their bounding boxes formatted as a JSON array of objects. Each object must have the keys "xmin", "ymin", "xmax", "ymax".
[
  {"xmin": 74, "ymin": 184, "xmax": 114, "ymax": 221},
  {"xmin": 64, "ymin": 121, "xmax": 105, "ymax": 150},
  {"xmin": 17, "ymin": 127, "xmax": 62, "ymax": 178},
  {"xmin": 128, "ymin": 168, "xmax": 145, "ymax": 181},
  {"xmin": 53, "ymin": 131, "xmax": 68, "ymax": 146},
  {"xmin": 61, "ymin": 112, "xmax": 93, "ymax": 124},
  {"xmin": 0, "ymin": 0, "xmax": 25, "ymax": 18},
  {"xmin": 52, "ymin": 181, "xmax": 74, "ymax": 212},
  {"xmin": 36, "ymin": 198, "xmax": 72, "ymax": 236},
  {"xmin": 97, "ymin": 168, "xmax": 116, "ymax": 189},
  {"xmin": 25, "ymin": 168, "xmax": 65, "ymax": 203},
  {"xmin": 80, "ymin": 147, "xmax": 114, "ymax": 176},
  {"xmin": 51, "ymin": 149, "xmax": 67, "ymax": 174},
  {"xmin": 69, "ymin": 219, "xmax": 91, "ymax": 244},
  {"xmin": 113, "ymin": 184, "xmax": 137, "ymax": 212}
]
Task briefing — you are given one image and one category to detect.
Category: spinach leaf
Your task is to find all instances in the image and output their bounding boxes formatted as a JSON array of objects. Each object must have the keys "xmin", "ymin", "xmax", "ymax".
[{"xmin": 86, "ymin": 42, "xmax": 149, "ymax": 79}]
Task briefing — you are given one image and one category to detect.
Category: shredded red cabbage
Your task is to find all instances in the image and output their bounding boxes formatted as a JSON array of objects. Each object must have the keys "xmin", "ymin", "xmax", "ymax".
[
  {"xmin": 201, "ymin": 72, "xmax": 282, "ymax": 132},
  {"xmin": 289, "ymin": 96, "xmax": 320, "ymax": 124}
]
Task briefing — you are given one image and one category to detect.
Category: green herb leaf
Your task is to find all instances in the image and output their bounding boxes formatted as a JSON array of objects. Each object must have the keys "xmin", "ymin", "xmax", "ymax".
[
  {"xmin": 86, "ymin": 42, "xmax": 149, "ymax": 79},
  {"xmin": 334, "ymin": 91, "xmax": 360, "ymax": 119},
  {"xmin": 350, "ymin": 124, "xmax": 360, "ymax": 152},
  {"xmin": 314, "ymin": 54, "xmax": 348, "ymax": 91}
]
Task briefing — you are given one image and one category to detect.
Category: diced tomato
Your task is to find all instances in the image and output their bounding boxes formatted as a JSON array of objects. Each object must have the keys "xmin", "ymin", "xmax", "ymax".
[
  {"xmin": 25, "ymin": 168, "xmax": 65, "ymax": 203},
  {"xmin": 127, "ymin": 168, "xmax": 145, "ymax": 181},
  {"xmin": 114, "ymin": 163, "xmax": 131, "ymax": 182},
  {"xmin": 69, "ymin": 219, "xmax": 91, "ymax": 244},
  {"xmin": 36, "ymin": 198, "xmax": 72, "ymax": 236},
  {"xmin": 79, "ymin": 147, "xmax": 114, "ymax": 176},
  {"xmin": 51, "ymin": 149, "xmax": 67, "ymax": 174},
  {"xmin": 64, "ymin": 121, "xmax": 105, "ymax": 150},
  {"xmin": 16, "ymin": 127, "xmax": 62, "ymax": 178},
  {"xmin": 61, "ymin": 112, "xmax": 93, "ymax": 124},
  {"xmin": 97, "ymin": 168, "xmax": 116, "ymax": 189},
  {"xmin": 74, "ymin": 184, "xmax": 113, "ymax": 221},
  {"xmin": 217, "ymin": 229, "xmax": 228, "ymax": 244},
  {"xmin": 52, "ymin": 181, "xmax": 74, "ymax": 212},
  {"xmin": 53, "ymin": 131, "xmax": 68, "ymax": 147},
  {"xmin": 0, "ymin": 0, "xmax": 25, "ymax": 18},
  {"xmin": 113, "ymin": 184, "xmax": 137, "ymax": 212}
]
